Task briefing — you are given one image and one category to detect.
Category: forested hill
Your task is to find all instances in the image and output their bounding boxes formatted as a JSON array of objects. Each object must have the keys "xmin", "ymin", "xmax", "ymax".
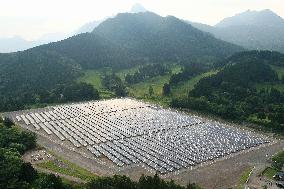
[
  {"xmin": 0, "ymin": 50, "xmax": 99, "ymax": 111},
  {"xmin": 216, "ymin": 50, "xmax": 284, "ymax": 67},
  {"xmin": 93, "ymin": 12, "xmax": 243, "ymax": 64},
  {"xmin": 36, "ymin": 33, "xmax": 135, "ymax": 69},
  {"xmin": 172, "ymin": 51, "xmax": 284, "ymax": 131},
  {"xmin": 0, "ymin": 50, "xmax": 82, "ymax": 93}
]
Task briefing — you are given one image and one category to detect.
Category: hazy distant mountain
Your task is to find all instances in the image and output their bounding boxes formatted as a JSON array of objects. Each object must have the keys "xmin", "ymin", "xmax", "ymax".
[
  {"xmin": 189, "ymin": 9, "xmax": 284, "ymax": 53},
  {"xmin": 130, "ymin": 3, "xmax": 147, "ymax": 13},
  {"xmin": 0, "ymin": 36, "xmax": 34, "ymax": 53},
  {"xmin": 216, "ymin": 9, "xmax": 284, "ymax": 28},
  {"xmin": 0, "ymin": 33, "xmax": 69, "ymax": 53}
]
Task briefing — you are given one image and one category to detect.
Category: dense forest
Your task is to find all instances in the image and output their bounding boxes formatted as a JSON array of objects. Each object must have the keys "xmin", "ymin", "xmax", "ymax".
[
  {"xmin": 37, "ymin": 34, "xmax": 135, "ymax": 69},
  {"xmin": 171, "ymin": 51, "xmax": 284, "ymax": 132},
  {"xmin": 0, "ymin": 50, "xmax": 100, "ymax": 112}
]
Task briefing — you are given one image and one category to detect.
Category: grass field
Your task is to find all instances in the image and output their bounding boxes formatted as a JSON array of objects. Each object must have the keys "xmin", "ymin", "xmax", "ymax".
[
  {"xmin": 78, "ymin": 70, "xmax": 103, "ymax": 89},
  {"xmin": 78, "ymin": 65, "xmax": 218, "ymax": 106},
  {"xmin": 254, "ymin": 65, "xmax": 284, "ymax": 92},
  {"xmin": 271, "ymin": 65, "xmax": 284, "ymax": 79},
  {"xmin": 78, "ymin": 68, "xmax": 130, "ymax": 98},
  {"xmin": 78, "ymin": 66, "xmax": 140, "ymax": 87},
  {"xmin": 237, "ymin": 167, "xmax": 253, "ymax": 189},
  {"xmin": 262, "ymin": 167, "xmax": 278, "ymax": 180},
  {"xmin": 171, "ymin": 70, "xmax": 218, "ymax": 98},
  {"xmin": 37, "ymin": 156, "xmax": 96, "ymax": 181}
]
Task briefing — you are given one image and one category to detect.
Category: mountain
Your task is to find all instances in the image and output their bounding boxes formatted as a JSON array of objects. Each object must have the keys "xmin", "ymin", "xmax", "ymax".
[
  {"xmin": 93, "ymin": 12, "xmax": 243, "ymax": 64},
  {"xmin": 39, "ymin": 12, "xmax": 243, "ymax": 69},
  {"xmin": 2, "ymin": 12, "xmax": 244, "ymax": 71},
  {"xmin": 37, "ymin": 33, "xmax": 134, "ymax": 69},
  {"xmin": 0, "ymin": 12, "xmax": 243, "ymax": 112},
  {"xmin": 0, "ymin": 33, "xmax": 69, "ymax": 53},
  {"xmin": 0, "ymin": 36, "xmax": 36, "ymax": 53},
  {"xmin": 216, "ymin": 9, "xmax": 284, "ymax": 28},
  {"xmin": 190, "ymin": 9, "xmax": 284, "ymax": 53}
]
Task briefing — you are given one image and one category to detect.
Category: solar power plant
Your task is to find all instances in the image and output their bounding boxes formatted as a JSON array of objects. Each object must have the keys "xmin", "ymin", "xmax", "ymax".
[{"xmin": 5, "ymin": 98, "xmax": 270, "ymax": 174}]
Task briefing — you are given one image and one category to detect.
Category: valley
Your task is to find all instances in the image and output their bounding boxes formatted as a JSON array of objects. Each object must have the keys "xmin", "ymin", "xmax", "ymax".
[{"xmin": 0, "ymin": 5, "xmax": 284, "ymax": 189}]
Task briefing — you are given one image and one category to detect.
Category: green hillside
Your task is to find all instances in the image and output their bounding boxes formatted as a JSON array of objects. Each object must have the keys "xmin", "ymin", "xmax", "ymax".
[
  {"xmin": 171, "ymin": 70, "xmax": 218, "ymax": 98},
  {"xmin": 77, "ymin": 63, "xmax": 218, "ymax": 107},
  {"xmin": 172, "ymin": 50, "xmax": 284, "ymax": 132}
]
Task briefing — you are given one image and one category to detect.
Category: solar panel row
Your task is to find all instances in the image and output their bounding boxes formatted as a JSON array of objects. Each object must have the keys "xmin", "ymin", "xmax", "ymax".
[{"xmin": 6, "ymin": 98, "xmax": 270, "ymax": 174}]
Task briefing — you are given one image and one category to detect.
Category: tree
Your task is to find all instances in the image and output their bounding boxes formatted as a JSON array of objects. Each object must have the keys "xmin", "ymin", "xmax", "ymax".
[
  {"xmin": 0, "ymin": 148, "xmax": 26, "ymax": 189},
  {"xmin": 3, "ymin": 117, "xmax": 14, "ymax": 128},
  {"xmin": 149, "ymin": 86, "xmax": 154, "ymax": 96},
  {"xmin": 257, "ymin": 112, "xmax": 266, "ymax": 120},
  {"xmin": 162, "ymin": 83, "xmax": 171, "ymax": 96},
  {"xmin": 35, "ymin": 174, "xmax": 66, "ymax": 189},
  {"xmin": 19, "ymin": 162, "xmax": 38, "ymax": 183}
]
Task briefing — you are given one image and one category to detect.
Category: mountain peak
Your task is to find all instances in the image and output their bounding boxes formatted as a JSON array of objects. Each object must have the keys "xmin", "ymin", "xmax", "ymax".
[
  {"xmin": 130, "ymin": 3, "xmax": 147, "ymax": 13},
  {"xmin": 215, "ymin": 9, "xmax": 284, "ymax": 28}
]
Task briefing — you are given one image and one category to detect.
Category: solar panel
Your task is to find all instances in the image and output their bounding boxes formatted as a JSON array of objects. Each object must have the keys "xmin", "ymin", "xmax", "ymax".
[{"xmin": 6, "ymin": 98, "xmax": 270, "ymax": 174}]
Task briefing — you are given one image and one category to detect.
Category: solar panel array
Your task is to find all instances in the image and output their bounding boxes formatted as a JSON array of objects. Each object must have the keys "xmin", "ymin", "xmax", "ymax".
[{"xmin": 6, "ymin": 98, "xmax": 270, "ymax": 174}]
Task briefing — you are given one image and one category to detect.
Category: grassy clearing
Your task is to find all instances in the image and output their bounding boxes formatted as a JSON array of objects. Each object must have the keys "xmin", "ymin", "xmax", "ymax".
[
  {"xmin": 78, "ymin": 67, "xmax": 140, "ymax": 98},
  {"xmin": 127, "ymin": 64, "xmax": 181, "ymax": 101},
  {"xmin": 116, "ymin": 66, "xmax": 139, "ymax": 81},
  {"xmin": 262, "ymin": 167, "xmax": 278, "ymax": 180},
  {"xmin": 237, "ymin": 167, "xmax": 253, "ymax": 189},
  {"xmin": 171, "ymin": 70, "xmax": 218, "ymax": 98},
  {"xmin": 78, "ymin": 65, "xmax": 217, "ymax": 106},
  {"xmin": 271, "ymin": 65, "xmax": 284, "ymax": 79},
  {"xmin": 128, "ymin": 68, "xmax": 217, "ymax": 106},
  {"xmin": 255, "ymin": 65, "xmax": 284, "ymax": 92},
  {"xmin": 128, "ymin": 74, "xmax": 172, "ymax": 97},
  {"xmin": 37, "ymin": 156, "xmax": 96, "ymax": 181},
  {"xmin": 247, "ymin": 114, "xmax": 271, "ymax": 125},
  {"xmin": 78, "ymin": 67, "xmax": 140, "ymax": 87},
  {"xmin": 78, "ymin": 70, "xmax": 103, "ymax": 89}
]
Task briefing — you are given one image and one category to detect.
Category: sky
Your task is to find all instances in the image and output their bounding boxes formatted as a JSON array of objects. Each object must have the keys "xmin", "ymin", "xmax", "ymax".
[{"xmin": 0, "ymin": 0, "xmax": 283, "ymax": 40}]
